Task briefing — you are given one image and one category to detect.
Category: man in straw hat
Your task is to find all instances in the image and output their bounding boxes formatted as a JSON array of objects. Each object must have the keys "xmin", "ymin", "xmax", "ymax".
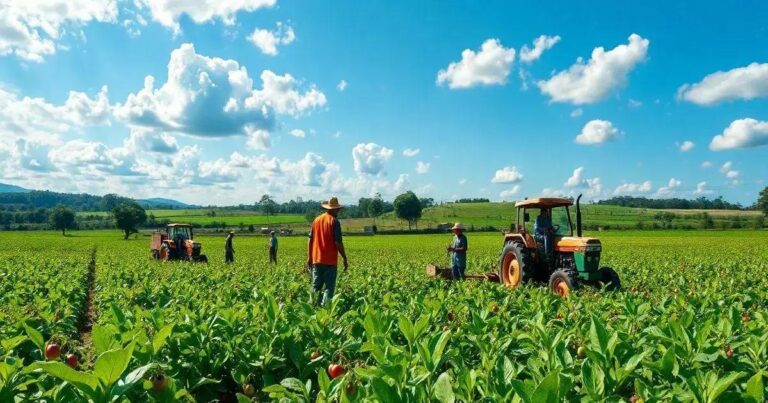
[
  {"xmin": 307, "ymin": 196, "xmax": 349, "ymax": 306},
  {"xmin": 447, "ymin": 223, "xmax": 468, "ymax": 280},
  {"xmin": 225, "ymin": 231, "xmax": 235, "ymax": 264}
]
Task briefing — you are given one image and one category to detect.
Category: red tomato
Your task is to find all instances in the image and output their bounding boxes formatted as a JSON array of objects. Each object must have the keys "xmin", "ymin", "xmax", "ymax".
[
  {"xmin": 66, "ymin": 353, "xmax": 78, "ymax": 368},
  {"xmin": 45, "ymin": 343, "xmax": 61, "ymax": 360},
  {"xmin": 328, "ymin": 363, "xmax": 344, "ymax": 379}
]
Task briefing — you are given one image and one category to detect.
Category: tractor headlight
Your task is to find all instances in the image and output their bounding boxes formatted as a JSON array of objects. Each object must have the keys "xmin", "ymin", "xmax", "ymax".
[{"xmin": 585, "ymin": 245, "xmax": 601, "ymax": 252}]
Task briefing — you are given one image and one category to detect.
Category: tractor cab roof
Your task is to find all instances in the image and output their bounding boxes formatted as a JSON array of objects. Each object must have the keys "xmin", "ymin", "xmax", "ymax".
[
  {"xmin": 515, "ymin": 197, "xmax": 573, "ymax": 209},
  {"xmin": 167, "ymin": 223, "xmax": 192, "ymax": 228}
]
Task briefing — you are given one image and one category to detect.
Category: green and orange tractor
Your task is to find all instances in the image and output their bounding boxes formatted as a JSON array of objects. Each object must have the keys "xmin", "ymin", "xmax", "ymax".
[
  {"xmin": 499, "ymin": 194, "xmax": 620, "ymax": 296},
  {"xmin": 150, "ymin": 223, "xmax": 208, "ymax": 263}
]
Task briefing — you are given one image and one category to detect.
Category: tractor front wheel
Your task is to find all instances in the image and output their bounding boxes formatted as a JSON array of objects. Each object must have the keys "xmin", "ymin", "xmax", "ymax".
[
  {"xmin": 498, "ymin": 242, "xmax": 532, "ymax": 288},
  {"xmin": 597, "ymin": 267, "xmax": 621, "ymax": 291},
  {"xmin": 549, "ymin": 269, "xmax": 579, "ymax": 297}
]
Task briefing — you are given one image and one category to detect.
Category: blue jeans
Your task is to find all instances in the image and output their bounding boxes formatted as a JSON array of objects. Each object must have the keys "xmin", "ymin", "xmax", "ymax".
[
  {"xmin": 535, "ymin": 234, "xmax": 552, "ymax": 259},
  {"xmin": 452, "ymin": 265, "xmax": 466, "ymax": 280},
  {"xmin": 311, "ymin": 264, "xmax": 337, "ymax": 306}
]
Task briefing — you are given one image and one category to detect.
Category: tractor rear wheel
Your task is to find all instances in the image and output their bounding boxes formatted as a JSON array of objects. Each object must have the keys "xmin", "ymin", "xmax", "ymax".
[
  {"xmin": 549, "ymin": 269, "xmax": 579, "ymax": 297},
  {"xmin": 597, "ymin": 267, "xmax": 621, "ymax": 291},
  {"xmin": 197, "ymin": 255, "xmax": 208, "ymax": 263},
  {"xmin": 498, "ymin": 242, "xmax": 533, "ymax": 288}
]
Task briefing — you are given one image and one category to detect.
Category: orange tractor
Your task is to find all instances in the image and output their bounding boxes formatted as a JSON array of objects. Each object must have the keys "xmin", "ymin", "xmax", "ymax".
[
  {"xmin": 151, "ymin": 223, "xmax": 208, "ymax": 263},
  {"xmin": 498, "ymin": 195, "xmax": 620, "ymax": 296}
]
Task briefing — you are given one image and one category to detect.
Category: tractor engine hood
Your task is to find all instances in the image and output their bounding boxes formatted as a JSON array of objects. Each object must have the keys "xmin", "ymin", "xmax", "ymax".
[{"xmin": 555, "ymin": 237, "xmax": 602, "ymax": 253}]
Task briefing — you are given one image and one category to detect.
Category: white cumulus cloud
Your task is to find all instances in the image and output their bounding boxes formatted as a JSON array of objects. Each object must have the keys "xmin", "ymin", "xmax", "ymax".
[
  {"xmin": 114, "ymin": 43, "xmax": 325, "ymax": 137},
  {"xmin": 613, "ymin": 180, "xmax": 652, "ymax": 196},
  {"xmin": 694, "ymin": 181, "xmax": 713, "ymax": 195},
  {"xmin": 289, "ymin": 129, "xmax": 305, "ymax": 138},
  {"xmin": 402, "ymin": 148, "xmax": 420, "ymax": 157},
  {"xmin": 0, "ymin": 0, "xmax": 119, "ymax": 62},
  {"xmin": 415, "ymin": 161, "xmax": 430, "ymax": 174},
  {"xmin": 575, "ymin": 119, "xmax": 619, "ymax": 145},
  {"xmin": 499, "ymin": 185, "xmax": 521, "ymax": 199},
  {"xmin": 563, "ymin": 166, "xmax": 602, "ymax": 196},
  {"xmin": 436, "ymin": 39, "xmax": 516, "ymax": 89},
  {"xmin": 352, "ymin": 143, "xmax": 394, "ymax": 176},
  {"xmin": 247, "ymin": 22, "xmax": 295, "ymax": 56},
  {"xmin": 677, "ymin": 62, "xmax": 768, "ymax": 105},
  {"xmin": 679, "ymin": 140, "xmax": 695, "ymax": 152},
  {"xmin": 337, "ymin": 80, "xmax": 347, "ymax": 91},
  {"xmin": 656, "ymin": 178, "xmax": 682, "ymax": 196},
  {"xmin": 491, "ymin": 166, "xmax": 524, "ymax": 184},
  {"xmin": 137, "ymin": 0, "xmax": 276, "ymax": 33},
  {"xmin": 709, "ymin": 118, "xmax": 768, "ymax": 150},
  {"xmin": 537, "ymin": 33, "xmax": 649, "ymax": 104},
  {"xmin": 520, "ymin": 35, "xmax": 560, "ymax": 63}
]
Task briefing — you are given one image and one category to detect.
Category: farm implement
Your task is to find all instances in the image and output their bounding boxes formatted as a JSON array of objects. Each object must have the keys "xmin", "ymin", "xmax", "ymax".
[
  {"xmin": 427, "ymin": 194, "xmax": 621, "ymax": 296},
  {"xmin": 150, "ymin": 223, "xmax": 208, "ymax": 263}
]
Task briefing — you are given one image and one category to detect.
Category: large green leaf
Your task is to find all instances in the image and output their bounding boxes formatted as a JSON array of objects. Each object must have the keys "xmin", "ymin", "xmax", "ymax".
[
  {"xmin": 110, "ymin": 363, "xmax": 154, "ymax": 398},
  {"xmin": 93, "ymin": 341, "xmax": 136, "ymax": 387},
  {"xmin": 433, "ymin": 371, "xmax": 455, "ymax": 403},
  {"xmin": 23, "ymin": 324, "xmax": 44, "ymax": 353},
  {"xmin": 91, "ymin": 325, "xmax": 117, "ymax": 355},
  {"xmin": 745, "ymin": 371, "xmax": 764, "ymax": 402},
  {"xmin": 531, "ymin": 370, "xmax": 561, "ymax": 403},
  {"xmin": 709, "ymin": 371, "xmax": 744, "ymax": 402},
  {"xmin": 31, "ymin": 361, "xmax": 99, "ymax": 397},
  {"xmin": 152, "ymin": 323, "xmax": 175, "ymax": 354},
  {"xmin": 371, "ymin": 377, "xmax": 399, "ymax": 403}
]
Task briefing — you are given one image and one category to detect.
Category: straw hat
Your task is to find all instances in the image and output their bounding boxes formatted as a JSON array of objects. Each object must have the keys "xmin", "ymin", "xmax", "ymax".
[
  {"xmin": 321, "ymin": 196, "xmax": 343, "ymax": 210},
  {"xmin": 451, "ymin": 223, "xmax": 466, "ymax": 231}
]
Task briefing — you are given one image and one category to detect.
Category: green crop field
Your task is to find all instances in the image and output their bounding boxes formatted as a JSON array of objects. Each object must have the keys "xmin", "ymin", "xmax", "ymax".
[{"xmin": 1, "ymin": 229, "xmax": 767, "ymax": 401}]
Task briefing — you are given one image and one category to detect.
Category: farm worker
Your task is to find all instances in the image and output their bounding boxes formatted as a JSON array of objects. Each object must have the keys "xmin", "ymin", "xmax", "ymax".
[
  {"xmin": 447, "ymin": 223, "xmax": 468, "ymax": 280},
  {"xmin": 225, "ymin": 231, "xmax": 235, "ymax": 264},
  {"xmin": 269, "ymin": 231, "xmax": 278, "ymax": 264},
  {"xmin": 307, "ymin": 197, "xmax": 349, "ymax": 306},
  {"xmin": 534, "ymin": 209, "xmax": 553, "ymax": 262}
]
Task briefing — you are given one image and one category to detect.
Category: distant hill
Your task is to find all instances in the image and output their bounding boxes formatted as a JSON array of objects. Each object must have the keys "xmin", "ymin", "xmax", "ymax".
[
  {"xmin": 138, "ymin": 198, "xmax": 194, "ymax": 209},
  {"xmin": 0, "ymin": 183, "xmax": 29, "ymax": 193}
]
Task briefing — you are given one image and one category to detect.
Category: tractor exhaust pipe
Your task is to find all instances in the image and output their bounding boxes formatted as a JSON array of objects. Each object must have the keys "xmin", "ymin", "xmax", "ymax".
[{"xmin": 576, "ymin": 194, "xmax": 583, "ymax": 237}]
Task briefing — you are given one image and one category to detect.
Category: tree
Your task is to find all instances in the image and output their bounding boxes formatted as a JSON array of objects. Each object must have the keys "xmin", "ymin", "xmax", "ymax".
[
  {"xmin": 757, "ymin": 186, "xmax": 768, "ymax": 216},
  {"xmin": 259, "ymin": 194, "xmax": 278, "ymax": 217},
  {"xmin": 358, "ymin": 197, "xmax": 372, "ymax": 218},
  {"xmin": 113, "ymin": 201, "xmax": 147, "ymax": 239},
  {"xmin": 368, "ymin": 193, "xmax": 384, "ymax": 224},
  {"xmin": 49, "ymin": 205, "xmax": 75, "ymax": 235},
  {"xmin": 393, "ymin": 191, "xmax": 422, "ymax": 230}
]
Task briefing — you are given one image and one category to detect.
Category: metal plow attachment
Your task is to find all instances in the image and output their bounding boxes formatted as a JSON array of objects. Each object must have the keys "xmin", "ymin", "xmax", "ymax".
[{"xmin": 426, "ymin": 264, "xmax": 500, "ymax": 282}]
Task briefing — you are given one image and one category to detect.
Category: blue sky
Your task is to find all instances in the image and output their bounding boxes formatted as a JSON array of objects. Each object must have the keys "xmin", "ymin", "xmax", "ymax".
[{"xmin": 0, "ymin": 0, "xmax": 766, "ymax": 205}]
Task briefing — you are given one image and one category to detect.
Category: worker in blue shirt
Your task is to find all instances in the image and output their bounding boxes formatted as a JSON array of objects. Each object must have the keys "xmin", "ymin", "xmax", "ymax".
[
  {"xmin": 534, "ymin": 209, "xmax": 554, "ymax": 263},
  {"xmin": 447, "ymin": 223, "xmax": 468, "ymax": 280}
]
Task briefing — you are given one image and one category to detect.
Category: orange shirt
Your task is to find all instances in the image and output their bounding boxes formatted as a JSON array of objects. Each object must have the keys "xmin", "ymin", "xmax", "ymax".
[{"xmin": 309, "ymin": 213, "xmax": 341, "ymax": 266}]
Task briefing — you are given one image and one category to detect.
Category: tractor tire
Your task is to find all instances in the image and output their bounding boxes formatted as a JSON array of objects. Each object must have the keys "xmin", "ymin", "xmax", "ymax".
[
  {"xmin": 549, "ymin": 269, "xmax": 579, "ymax": 297},
  {"xmin": 151, "ymin": 250, "xmax": 160, "ymax": 260},
  {"xmin": 498, "ymin": 242, "xmax": 533, "ymax": 288},
  {"xmin": 197, "ymin": 255, "xmax": 208, "ymax": 264},
  {"xmin": 597, "ymin": 267, "xmax": 621, "ymax": 291}
]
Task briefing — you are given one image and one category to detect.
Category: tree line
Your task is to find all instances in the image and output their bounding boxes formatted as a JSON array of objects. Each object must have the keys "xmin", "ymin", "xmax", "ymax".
[{"xmin": 597, "ymin": 196, "xmax": 744, "ymax": 210}]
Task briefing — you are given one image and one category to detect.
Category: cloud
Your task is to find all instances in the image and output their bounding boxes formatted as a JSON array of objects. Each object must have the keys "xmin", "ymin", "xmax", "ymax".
[
  {"xmin": 537, "ymin": 33, "xmax": 649, "ymax": 104},
  {"xmin": 613, "ymin": 180, "xmax": 652, "ymax": 196},
  {"xmin": 402, "ymin": 148, "xmax": 420, "ymax": 157},
  {"xmin": 701, "ymin": 161, "xmax": 712, "ymax": 168},
  {"xmin": 491, "ymin": 166, "xmax": 524, "ymax": 184},
  {"xmin": 49, "ymin": 140, "xmax": 141, "ymax": 177},
  {"xmin": 0, "ymin": 0, "xmax": 118, "ymax": 62},
  {"xmin": 709, "ymin": 118, "xmax": 768, "ymax": 150},
  {"xmin": 677, "ymin": 62, "xmax": 768, "ymax": 105},
  {"xmin": 436, "ymin": 39, "xmax": 516, "ymax": 89},
  {"xmin": 125, "ymin": 129, "xmax": 178, "ymax": 154},
  {"xmin": 570, "ymin": 108, "xmax": 583, "ymax": 118},
  {"xmin": 679, "ymin": 140, "xmax": 695, "ymax": 152},
  {"xmin": 520, "ymin": 35, "xmax": 560, "ymax": 63},
  {"xmin": 719, "ymin": 161, "xmax": 740, "ymax": 182},
  {"xmin": 115, "ymin": 43, "xmax": 325, "ymax": 137},
  {"xmin": 628, "ymin": 99, "xmax": 642, "ymax": 108},
  {"xmin": 415, "ymin": 161, "xmax": 430, "ymax": 174},
  {"xmin": 563, "ymin": 166, "xmax": 602, "ymax": 196},
  {"xmin": 352, "ymin": 143, "xmax": 394, "ymax": 175},
  {"xmin": 499, "ymin": 185, "xmax": 521, "ymax": 198},
  {"xmin": 575, "ymin": 119, "xmax": 619, "ymax": 145},
  {"xmin": 246, "ymin": 128, "xmax": 271, "ymax": 150},
  {"xmin": 289, "ymin": 129, "xmax": 305, "ymax": 138},
  {"xmin": 137, "ymin": 0, "xmax": 276, "ymax": 33},
  {"xmin": 656, "ymin": 177, "xmax": 681, "ymax": 196},
  {"xmin": 337, "ymin": 80, "xmax": 347, "ymax": 91},
  {"xmin": 693, "ymin": 181, "xmax": 712, "ymax": 195},
  {"xmin": 247, "ymin": 22, "xmax": 295, "ymax": 56}
]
